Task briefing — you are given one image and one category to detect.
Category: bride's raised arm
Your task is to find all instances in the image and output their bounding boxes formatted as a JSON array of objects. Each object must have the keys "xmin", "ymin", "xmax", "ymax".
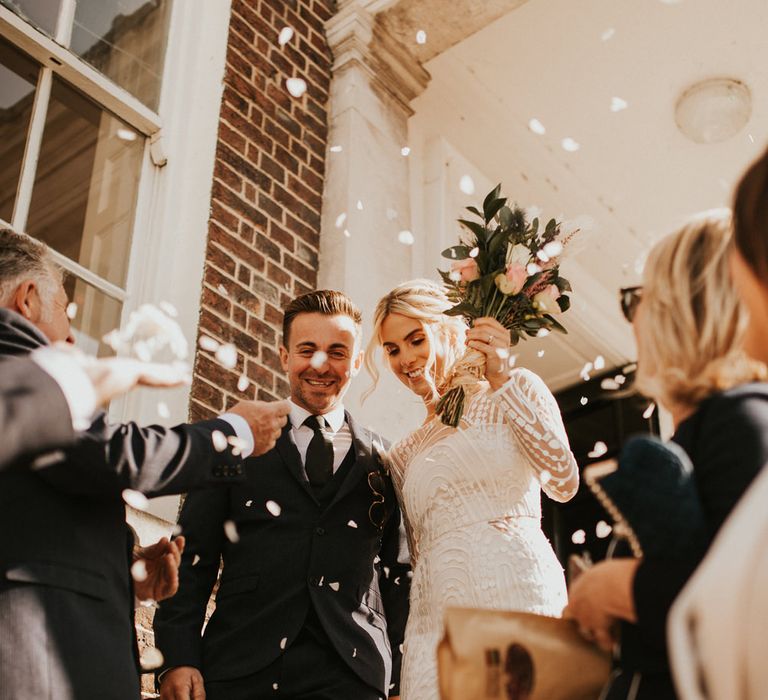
[{"xmin": 489, "ymin": 367, "xmax": 579, "ymax": 502}]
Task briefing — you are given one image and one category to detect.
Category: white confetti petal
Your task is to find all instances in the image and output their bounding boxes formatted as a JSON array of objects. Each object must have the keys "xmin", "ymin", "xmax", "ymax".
[
  {"xmin": 122, "ymin": 489, "xmax": 149, "ymax": 511},
  {"xmin": 543, "ymin": 241, "xmax": 563, "ymax": 258},
  {"xmin": 335, "ymin": 212, "xmax": 347, "ymax": 228},
  {"xmin": 594, "ymin": 355, "xmax": 605, "ymax": 370},
  {"xmin": 601, "ymin": 378, "xmax": 620, "ymax": 390},
  {"xmin": 643, "ymin": 403, "xmax": 656, "ymax": 419},
  {"xmin": 459, "ymin": 174, "xmax": 476, "ymax": 195},
  {"xmin": 588, "ymin": 441, "xmax": 608, "ymax": 458},
  {"xmin": 211, "ymin": 430, "xmax": 228, "ymax": 452},
  {"xmin": 199, "ymin": 335, "xmax": 220, "ymax": 352},
  {"xmin": 217, "ymin": 284, "xmax": 229, "ymax": 297},
  {"xmin": 280, "ymin": 637, "xmax": 288, "ymax": 650},
  {"xmin": 526, "ymin": 263, "xmax": 542, "ymax": 275},
  {"xmin": 227, "ymin": 435, "xmax": 247, "ymax": 456},
  {"xmin": 495, "ymin": 347, "xmax": 510, "ymax": 359},
  {"xmin": 215, "ymin": 343, "xmax": 237, "ymax": 369},
  {"xmin": 278, "ymin": 26, "xmax": 294, "ymax": 46},
  {"xmin": 245, "ymin": 499, "xmax": 253, "ymax": 507},
  {"xmin": 528, "ymin": 118, "xmax": 546, "ymax": 135},
  {"xmin": 192, "ymin": 554, "xmax": 201, "ymax": 566},
  {"xmin": 347, "ymin": 520, "xmax": 358, "ymax": 528},
  {"xmin": 139, "ymin": 647, "xmax": 164, "ymax": 671},
  {"xmin": 343, "ymin": 229, "xmax": 351, "ymax": 238},
  {"xmin": 596, "ymin": 520, "xmax": 613, "ymax": 539},
  {"xmin": 561, "ymin": 137, "xmax": 580, "ymax": 152},
  {"xmin": 105, "ymin": 304, "xmax": 188, "ymax": 361},
  {"xmin": 285, "ymin": 77, "xmax": 307, "ymax": 98},
  {"xmin": 356, "ymin": 199, "xmax": 363, "ymax": 211},
  {"xmin": 273, "ymin": 682, "xmax": 279, "ymax": 690},
  {"xmin": 266, "ymin": 500, "xmax": 282, "ymax": 517},
  {"xmin": 468, "ymin": 246, "xmax": 479, "ymax": 258},
  {"xmin": 400, "ymin": 146, "xmax": 411, "ymax": 156},
  {"xmin": 328, "ymin": 581, "xmax": 340, "ymax": 591},
  {"xmin": 615, "ymin": 374, "xmax": 626, "ymax": 385},
  {"xmin": 158, "ymin": 301, "xmax": 178, "ymax": 318},
  {"xmin": 329, "ymin": 145, "xmax": 343, "ymax": 153},
  {"xmin": 66, "ymin": 302, "xmax": 78, "ymax": 320},
  {"xmin": 398, "ymin": 230, "xmax": 415, "ymax": 246},
  {"xmin": 580, "ymin": 396, "xmax": 588, "ymax": 406},
  {"xmin": 601, "ymin": 27, "xmax": 616, "ymax": 41},
  {"xmin": 157, "ymin": 401, "xmax": 170, "ymax": 419},
  {"xmin": 131, "ymin": 560, "xmax": 148, "ymax": 582},
  {"xmin": 310, "ymin": 350, "xmax": 328, "ymax": 369},
  {"xmin": 571, "ymin": 529, "xmax": 587, "ymax": 545},
  {"xmin": 224, "ymin": 520, "xmax": 240, "ymax": 543},
  {"xmin": 352, "ymin": 647, "xmax": 357, "ymax": 657},
  {"xmin": 610, "ymin": 96, "xmax": 629, "ymax": 112},
  {"xmin": 237, "ymin": 374, "xmax": 249, "ymax": 392},
  {"xmin": 537, "ymin": 350, "xmax": 545, "ymax": 358},
  {"xmin": 415, "ymin": 29, "xmax": 427, "ymax": 44},
  {"xmin": 536, "ymin": 329, "xmax": 550, "ymax": 338}
]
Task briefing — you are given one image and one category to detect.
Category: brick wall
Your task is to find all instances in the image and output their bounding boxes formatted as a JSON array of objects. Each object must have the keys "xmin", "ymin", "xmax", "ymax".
[
  {"xmin": 139, "ymin": 1, "xmax": 335, "ymax": 696},
  {"xmin": 190, "ymin": 0, "xmax": 335, "ymax": 422}
]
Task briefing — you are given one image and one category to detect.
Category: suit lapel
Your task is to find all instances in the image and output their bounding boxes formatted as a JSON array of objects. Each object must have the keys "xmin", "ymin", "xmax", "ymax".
[{"xmin": 275, "ymin": 423, "xmax": 319, "ymax": 504}]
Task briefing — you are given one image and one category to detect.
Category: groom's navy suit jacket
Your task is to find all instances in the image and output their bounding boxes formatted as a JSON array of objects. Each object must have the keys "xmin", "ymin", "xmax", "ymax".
[{"xmin": 154, "ymin": 415, "xmax": 411, "ymax": 696}]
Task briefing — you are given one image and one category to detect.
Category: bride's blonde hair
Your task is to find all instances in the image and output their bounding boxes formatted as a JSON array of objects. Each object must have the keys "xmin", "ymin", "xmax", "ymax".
[
  {"xmin": 635, "ymin": 209, "xmax": 766, "ymax": 411},
  {"xmin": 363, "ymin": 279, "xmax": 468, "ymax": 402}
]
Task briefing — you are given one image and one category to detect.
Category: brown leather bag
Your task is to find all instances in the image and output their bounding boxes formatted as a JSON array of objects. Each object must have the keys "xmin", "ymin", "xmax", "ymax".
[{"xmin": 437, "ymin": 607, "xmax": 611, "ymax": 700}]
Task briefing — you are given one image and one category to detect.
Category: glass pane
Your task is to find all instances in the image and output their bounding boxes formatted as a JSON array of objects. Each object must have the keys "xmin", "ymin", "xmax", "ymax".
[
  {"xmin": 0, "ymin": 0, "xmax": 60, "ymax": 36},
  {"xmin": 0, "ymin": 37, "xmax": 39, "ymax": 223},
  {"xmin": 27, "ymin": 75, "xmax": 143, "ymax": 287},
  {"xmin": 71, "ymin": 0, "xmax": 173, "ymax": 111},
  {"xmin": 64, "ymin": 274, "xmax": 122, "ymax": 357}
]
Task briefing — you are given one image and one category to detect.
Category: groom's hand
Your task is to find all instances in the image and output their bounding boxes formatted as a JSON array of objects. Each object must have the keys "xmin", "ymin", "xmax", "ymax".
[
  {"xmin": 159, "ymin": 666, "xmax": 205, "ymax": 700},
  {"xmin": 228, "ymin": 399, "xmax": 290, "ymax": 456}
]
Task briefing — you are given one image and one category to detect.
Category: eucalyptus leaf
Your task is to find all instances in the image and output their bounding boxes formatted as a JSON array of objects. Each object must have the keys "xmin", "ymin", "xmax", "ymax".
[
  {"xmin": 556, "ymin": 276, "xmax": 572, "ymax": 292},
  {"xmin": 458, "ymin": 219, "xmax": 487, "ymax": 241},
  {"xmin": 484, "ymin": 198, "xmax": 507, "ymax": 223},
  {"xmin": 444, "ymin": 301, "xmax": 480, "ymax": 319},
  {"xmin": 482, "ymin": 184, "xmax": 502, "ymax": 215},
  {"xmin": 466, "ymin": 206, "xmax": 483, "ymax": 218},
  {"xmin": 557, "ymin": 295, "xmax": 571, "ymax": 313},
  {"xmin": 441, "ymin": 244, "xmax": 472, "ymax": 260}
]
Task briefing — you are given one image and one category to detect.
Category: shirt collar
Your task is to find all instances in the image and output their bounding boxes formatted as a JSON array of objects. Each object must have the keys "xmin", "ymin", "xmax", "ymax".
[{"xmin": 288, "ymin": 398, "xmax": 346, "ymax": 434}]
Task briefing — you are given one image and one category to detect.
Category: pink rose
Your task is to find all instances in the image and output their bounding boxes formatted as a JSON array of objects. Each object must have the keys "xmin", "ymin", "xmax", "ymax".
[
  {"xmin": 533, "ymin": 284, "xmax": 562, "ymax": 314},
  {"xmin": 505, "ymin": 263, "xmax": 527, "ymax": 294},
  {"xmin": 451, "ymin": 258, "xmax": 480, "ymax": 282}
]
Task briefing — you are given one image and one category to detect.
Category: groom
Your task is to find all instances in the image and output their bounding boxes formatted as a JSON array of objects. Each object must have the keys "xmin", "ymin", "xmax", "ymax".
[{"xmin": 155, "ymin": 290, "xmax": 410, "ymax": 700}]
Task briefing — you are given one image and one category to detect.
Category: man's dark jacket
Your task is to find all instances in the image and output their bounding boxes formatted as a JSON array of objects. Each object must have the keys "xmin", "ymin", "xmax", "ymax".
[
  {"xmin": 154, "ymin": 418, "xmax": 411, "ymax": 697},
  {"xmin": 0, "ymin": 309, "xmax": 244, "ymax": 700}
]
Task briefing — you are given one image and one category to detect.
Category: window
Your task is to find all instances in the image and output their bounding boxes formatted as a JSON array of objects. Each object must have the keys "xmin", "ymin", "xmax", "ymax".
[{"xmin": 0, "ymin": 1, "xmax": 172, "ymax": 355}]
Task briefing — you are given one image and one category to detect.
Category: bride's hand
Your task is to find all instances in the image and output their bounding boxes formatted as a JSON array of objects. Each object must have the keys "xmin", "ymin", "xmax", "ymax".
[{"xmin": 466, "ymin": 317, "xmax": 512, "ymax": 391}]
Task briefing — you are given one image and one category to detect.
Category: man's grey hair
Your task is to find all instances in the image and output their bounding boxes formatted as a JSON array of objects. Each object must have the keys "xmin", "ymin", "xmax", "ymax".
[{"xmin": 0, "ymin": 227, "xmax": 63, "ymax": 313}]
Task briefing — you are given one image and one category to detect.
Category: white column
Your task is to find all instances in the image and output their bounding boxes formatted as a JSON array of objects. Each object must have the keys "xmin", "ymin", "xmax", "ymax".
[{"xmin": 322, "ymin": 1, "xmax": 431, "ymax": 439}]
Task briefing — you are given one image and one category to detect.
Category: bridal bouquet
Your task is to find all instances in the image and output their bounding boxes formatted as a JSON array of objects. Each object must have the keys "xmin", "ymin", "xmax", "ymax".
[{"xmin": 436, "ymin": 184, "xmax": 575, "ymax": 426}]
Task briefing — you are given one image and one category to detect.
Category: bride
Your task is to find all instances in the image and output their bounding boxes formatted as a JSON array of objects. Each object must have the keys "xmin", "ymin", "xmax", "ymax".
[{"xmin": 364, "ymin": 279, "xmax": 579, "ymax": 700}]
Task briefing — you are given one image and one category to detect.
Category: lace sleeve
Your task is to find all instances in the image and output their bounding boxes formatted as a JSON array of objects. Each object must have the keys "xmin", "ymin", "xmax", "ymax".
[
  {"xmin": 489, "ymin": 368, "xmax": 579, "ymax": 502},
  {"xmin": 384, "ymin": 440, "xmax": 419, "ymax": 565}
]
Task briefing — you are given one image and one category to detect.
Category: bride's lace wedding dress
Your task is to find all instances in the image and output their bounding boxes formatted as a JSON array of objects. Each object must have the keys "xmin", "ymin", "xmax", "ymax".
[{"xmin": 388, "ymin": 368, "xmax": 579, "ymax": 700}]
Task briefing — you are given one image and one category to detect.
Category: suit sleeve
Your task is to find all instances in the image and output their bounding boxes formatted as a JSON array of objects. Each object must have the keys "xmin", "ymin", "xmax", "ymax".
[
  {"xmin": 0, "ymin": 357, "xmax": 75, "ymax": 470},
  {"xmin": 378, "ymin": 466, "xmax": 412, "ymax": 696},
  {"xmin": 633, "ymin": 390, "xmax": 768, "ymax": 653},
  {"xmin": 35, "ymin": 415, "xmax": 245, "ymax": 498},
  {"xmin": 154, "ymin": 486, "xmax": 230, "ymax": 672}
]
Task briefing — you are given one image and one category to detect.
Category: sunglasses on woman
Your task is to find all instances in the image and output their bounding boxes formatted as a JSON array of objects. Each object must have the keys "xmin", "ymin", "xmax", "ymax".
[{"xmin": 619, "ymin": 286, "xmax": 643, "ymax": 323}]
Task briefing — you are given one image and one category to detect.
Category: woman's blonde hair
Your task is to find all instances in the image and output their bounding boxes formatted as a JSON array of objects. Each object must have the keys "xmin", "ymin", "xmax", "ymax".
[
  {"xmin": 635, "ymin": 209, "xmax": 766, "ymax": 411},
  {"xmin": 363, "ymin": 279, "xmax": 468, "ymax": 402}
]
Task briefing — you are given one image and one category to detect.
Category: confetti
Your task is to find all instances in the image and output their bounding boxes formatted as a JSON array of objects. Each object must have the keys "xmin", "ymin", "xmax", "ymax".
[
  {"xmin": 157, "ymin": 401, "xmax": 170, "ymax": 418},
  {"xmin": 280, "ymin": 637, "xmax": 288, "ymax": 650},
  {"xmin": 122, "ymin": 489, "xmax": 149, "ymax": 511},
  {"xmin": 469, "ymin": 247, "xmax": 479, "ymax": 258},
  {"xmin": 245, "ymin": 499, "xmax": 253, "ymax": 507},
  {"xmin": 601, "ymin": 27, "xmax": 616, "ymax": 41},
  {"xmin": 343, "ymin": 229, "xmax": 351, "ymax": 238},
  {"xmin": 266, "ymin": 500, "xmax": 282, "ymax": 517},
  {"xmin": 273, "ymin": 683, "xmax": 279, "ymax": 690},
  {"xmin": 594, "ymin": 355, "xmax": 605, "ymax": 370},
  {"xmin": 588, "ymin": 441, "xmax": 608, "ymax": 458},
  {"xmin": 459, "ymin": 175, "xmax": 476, "ymax": 195},
  {"xmin": 643, "ymin": 403, "xmax": 656, "ymax": 419},
  {"xmin": 543, "ymin": 241, "xmax": 563, "ymax": 258},
  {"xmin": 329, "ymin": 145, "xmax": 343, "ymax": 153},
  {"xmin": 347, "ymin": 520, "xmax": 358, "ymax": 528},
  {"xmin": 596, "ymin": 520, "xmax": 613, "ymax": 539},
  {"xmin": 386, "ymin": 207, "xmax": 398, "ymax": 221},
  {"xmin": 227, "ymin": 435, "xmax": 247, "ymax": 456},
  {"xmin": 335, "ymin": 212, "xmax": 347, "ymax": 228},
  {"xmin": 66, "ymin": 302, "xmax": 78, "ymax": 320},
  {"xmin": 105, "ymin": 304, "xmax": 188, "ymax": 361},
  {"xmin": 215, "ymin": 343, "xmax": 237, "ymax": 369},
  {"xmin": 328, "ymin": 582, "xmax": 340, "ymax": 591},
  {"xmin": 610, "ymin": 96, "xmax": 628, "ymax": 112},
  {"xmin": 448, "ymin": 270, "xmax": 462, "ymax": 282},
  {"xmin": 217, "ymin": 284, "xmax": 229, "ymax": 297},
  {"xmin": 159, "ymin": 301, "xmax": 178, "ymax": 318},
  {"xmin": 561, "ymin": 137, "xmax": 580, "ymax": 152},
  {"xmin": 537, "ymin": 350, "xmax": 545, "ymax": 358},
  {"xmin": 580, "ymin": 362, "xmax": 593, "ymax": 381},
  {"xmin": 131, "ymin": 560, "xmax": 148, "ymax": 582},
  {"xmin": 614, "ymin": 374, "xmax": 626, "ymax": 385},
  {"xmin": 192, "ymin": 554, "xmax": 201, "ymax": 566},
  {"xmin": 352, "ymin": 647, "xmax": 357, "ymax": 657},
  {"xmin": 528, "ymin": 118, "xmax": 546, "ymax": 135},
  {"xmin": 600, "ymin": 378, "xmax": 620, "ymax": 391},
  {"xmin": 139, "ymin": 647, "xmax": 164, "ymax": 671},
  {"xmin": 310, "ymin": 351, "xmax": 328, "ymax": 369},
  {"xmin": 199, "ymin": 335, "xmax": 220, "ymax": 352},
  {"xmin": 224, "ymin": 520, "xmax": 240, "ymax": 543},
  {"xmin": 285, "ymin": 77, "xmax": 307, "ymax": 98},
  {"xmin": 536, "ymin": 329, "xmax": 550, "ymax": 337},
  {"xmin": 278, "ymin": 26, "xmax": 294, "ymax": 46},
  {"xmin": 580, "ymin": 396, "xmax": 588, "ymax": 406},
  {"xmin": 495, "ymin": 347, "xmax": 510, "ymax": 359},
  {"xmin": 571, "ymin": 529, "xmax": 587, "ymax": 545},
  {"xmin": 356, "ymin": 199, "xmax": 363, "ymax": 211},
  {"xmin": 415, "ymin": 29, "xmax": 427, "ymax": 44},
  {"xmin": 117, "ymin": 127, "xmax": 138, "ymax": 142},
  {"xmin": 526, "ymin": 263, "xmax": 542, "ymax": 275},
  {"xmin": 237, "ymin": 374, "xmax": 249, "ymax": 392},
  {"xmin": 398, "ymin": 230, "xmax": 415, "ymax": 246},
  {"xmin": 400, "ymin": 146, "xmax": 411, "ymax": 156},
  {"xmin": 211, "ymin": 430, "xmax": 228, "ymax": 452}
]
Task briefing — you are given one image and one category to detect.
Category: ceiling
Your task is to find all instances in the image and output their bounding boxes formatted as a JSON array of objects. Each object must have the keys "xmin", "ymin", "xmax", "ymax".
[{"xmin": 407, "ymin": 0, "xmax": 768, "ymax": 390}]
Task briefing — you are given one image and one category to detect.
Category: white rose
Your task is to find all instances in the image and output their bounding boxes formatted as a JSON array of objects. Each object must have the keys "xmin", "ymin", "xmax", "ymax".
[
  {"xmin": 506, "ymin": 243, "xmax": 531, "ymax": 268},
  {"xmin": 533, "ymin": 285, "xmax": 562, "ymax": 315}
]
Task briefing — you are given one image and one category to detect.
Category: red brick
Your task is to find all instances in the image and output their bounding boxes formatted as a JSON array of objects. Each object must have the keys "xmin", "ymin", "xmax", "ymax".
[
  {"xmin": 261, "ymin": 345, "xmax": 284, "ymax": 373},
  {"xmin": 267, "ymin": 261, "xmax": 291, "ymax": 290}
]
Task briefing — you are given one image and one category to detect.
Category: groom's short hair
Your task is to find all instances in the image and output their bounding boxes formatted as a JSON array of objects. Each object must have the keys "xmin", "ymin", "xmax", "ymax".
[{"xmin": 282, "ymin": 290, "xmax": 362, "ymax": 346}]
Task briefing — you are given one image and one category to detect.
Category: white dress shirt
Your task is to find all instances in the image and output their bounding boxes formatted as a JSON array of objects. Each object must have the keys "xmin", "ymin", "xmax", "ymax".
[{"xmin": 288, "ymin": 399, "xmax": 352, "ymax": 478}]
